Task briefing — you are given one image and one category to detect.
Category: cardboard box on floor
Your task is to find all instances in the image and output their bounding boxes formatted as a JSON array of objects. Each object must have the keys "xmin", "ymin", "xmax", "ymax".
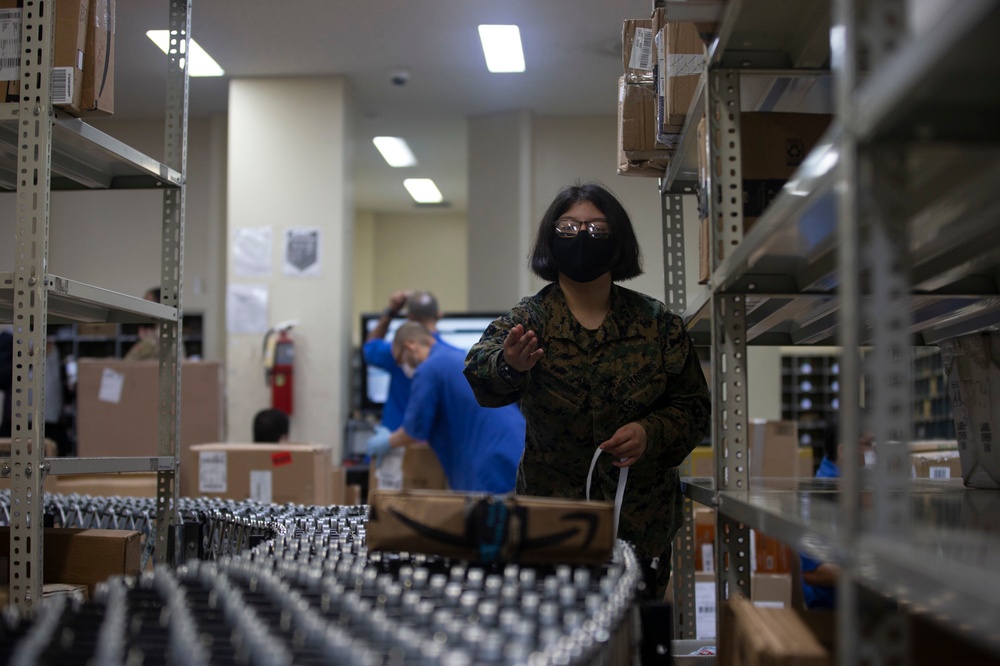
[
  {"xmin": 0, "ymin": 527, "xmax": 141, "ymax": 595},
  {"xmin": 368, "ymin": 489, "xmax": 615, "ymax": 565},
  {"xmin": 192, "ymin": 443, "xmax": 335, "ymax": 506},
  {"xmin": 0, "ymin": 0, "xmax": 88, "ymax": 112},
  {"xmin": 75, "ymin": 360, "xmax": 224, "ymax": 498},
  {"xmin": 368, "ymin": 445, "xmax": 448, "ymax": 494},
  {"xmin": 719, "ymin": 595, "xmax": 830, "ymax": 665}
]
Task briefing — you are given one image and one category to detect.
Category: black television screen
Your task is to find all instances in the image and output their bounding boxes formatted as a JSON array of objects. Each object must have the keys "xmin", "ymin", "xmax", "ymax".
[{"xmin": 358, "ymin": 312, "xmax": 503, "ymax": 412}]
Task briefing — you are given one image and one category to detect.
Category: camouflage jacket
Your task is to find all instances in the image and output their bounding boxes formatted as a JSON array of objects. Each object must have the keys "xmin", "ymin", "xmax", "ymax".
[{"xmin": 463, "ymin": 283, "xmax": 710, "ymax": 559}]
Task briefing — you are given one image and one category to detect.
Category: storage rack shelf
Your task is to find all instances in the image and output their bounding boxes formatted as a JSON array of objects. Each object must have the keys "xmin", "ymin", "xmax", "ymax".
[
  {"xmin": 659, "ymin": 0, "xmax": 1000, "ymax": 661},
  {"xmin": 0, "ymin": 107, "xmax": 182, "ymax": 190},
  {"xmin": 2, "ymin": 0, "xmax": 191, "ymax": 614}
]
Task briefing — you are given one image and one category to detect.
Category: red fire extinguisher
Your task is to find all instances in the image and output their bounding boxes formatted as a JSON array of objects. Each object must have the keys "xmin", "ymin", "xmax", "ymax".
[{"xmin": 264, "ymin": 322, "xmax": 297, "ymax": 416}]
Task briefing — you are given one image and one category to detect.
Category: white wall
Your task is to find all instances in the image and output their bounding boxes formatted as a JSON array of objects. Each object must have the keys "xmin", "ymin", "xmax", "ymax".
[{"xmin": 226, "ymin": 77, "xmax": 353, "ymax": 448}]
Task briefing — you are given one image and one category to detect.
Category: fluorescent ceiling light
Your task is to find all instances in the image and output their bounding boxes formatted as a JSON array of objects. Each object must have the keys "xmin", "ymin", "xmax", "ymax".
[
  {"xmin": 146, "ymin": 30, "xmax": 225, "ymax": 77},
  {"xmin": 403, "ymin": 178, "xmax": 443, "ymax": 204},
  {"xmin": 478, "ymin": 25, "xmax": 525, "ymax": 73},
  {"xmin": 373, "ymin": 137, "xmax": 417, "ymax": 167}
]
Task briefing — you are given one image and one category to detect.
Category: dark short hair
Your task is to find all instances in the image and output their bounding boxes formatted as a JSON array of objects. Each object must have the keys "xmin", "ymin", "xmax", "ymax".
[
  {"xmin": 406, "ymin": 291, "xmax": 440, "ymax": 323},
  {"xmin": 529, "ymin": 182, "xmax": 643, "ymax": 282},
  {"xmin": 253, "ymin": 408, "xmax": 290, "ymax": 443}
]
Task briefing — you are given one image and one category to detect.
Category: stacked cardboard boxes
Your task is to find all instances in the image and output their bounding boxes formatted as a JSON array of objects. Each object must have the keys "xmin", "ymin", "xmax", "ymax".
[{"xmin": 0, "ymin": 0, "xmax": 113, "ymax": 116}]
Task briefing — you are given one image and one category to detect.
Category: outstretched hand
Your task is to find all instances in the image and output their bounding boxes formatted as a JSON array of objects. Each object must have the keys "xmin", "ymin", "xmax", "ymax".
[
  {"xmin": 503, "ymin": 324, "xmax": 544, "ymax": 373},
  {"xmin": 599, "ymin": 422, "xmax": 647, "ymax": 468}
]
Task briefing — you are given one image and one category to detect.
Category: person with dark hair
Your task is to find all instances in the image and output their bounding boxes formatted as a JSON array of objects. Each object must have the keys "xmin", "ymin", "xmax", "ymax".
[
  {"xmin": 253, "ymin": 408, "xmax": 290, "ymax": 443},
  {"xmin": 124, "ymin": 287, "xmax": 186, "ymax": 361},
  {"xmin": 463, "ymin": 182, "xmax": 711, "ymax": 598},
  {"xmin": 367, "ymin": 322, "xmax": 524, "ymax": 492}
]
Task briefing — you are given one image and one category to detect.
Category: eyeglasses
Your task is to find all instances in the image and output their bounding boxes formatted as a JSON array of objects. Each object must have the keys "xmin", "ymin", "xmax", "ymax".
[{"xmin": 555, "ymin": 217, "xmax": 611, "ymax": 239}]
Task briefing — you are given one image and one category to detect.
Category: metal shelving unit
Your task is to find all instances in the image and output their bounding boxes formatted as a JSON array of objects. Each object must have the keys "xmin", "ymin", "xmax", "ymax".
[
  {"xmin": 0, "ymin": 0, "xmax": 191, "ymax": 614},
  {"xmin": 660, "ymin": 0, "xmax": 1000, "ymax": 661}
]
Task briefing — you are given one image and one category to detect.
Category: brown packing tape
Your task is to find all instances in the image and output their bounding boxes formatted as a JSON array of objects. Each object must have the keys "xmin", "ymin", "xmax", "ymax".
[{"xmin": 367, "ymin": 489, "xmax": 615, "ymax": 565}]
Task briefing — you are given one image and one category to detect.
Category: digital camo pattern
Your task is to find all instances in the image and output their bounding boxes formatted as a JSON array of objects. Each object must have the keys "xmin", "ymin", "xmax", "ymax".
[{"xmin": 464, "ymin": 283, "xmax": 711, "ymax": 575}]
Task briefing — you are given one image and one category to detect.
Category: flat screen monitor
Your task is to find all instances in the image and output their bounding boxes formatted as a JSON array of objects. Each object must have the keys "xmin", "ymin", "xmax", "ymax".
[{"xmin": 359, "ymin": 312, "xmax": 502, "ymax": 413}]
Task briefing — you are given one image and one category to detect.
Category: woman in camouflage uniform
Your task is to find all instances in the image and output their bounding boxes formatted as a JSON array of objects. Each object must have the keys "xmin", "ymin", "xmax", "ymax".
[{"xmin": 463, "ymin": 182, "xmax": 710, "ymax": 598}]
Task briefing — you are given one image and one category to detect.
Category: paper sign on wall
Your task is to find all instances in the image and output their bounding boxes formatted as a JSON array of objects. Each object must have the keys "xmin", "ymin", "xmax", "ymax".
[
  {"xmin": 199, "ymin": 451, "xmax": 227, "ymax": 493},
  {"xmin": 98, "ymin": 368, "xmax": 125, "ymax": 404},
  {"xmin": 250, "ymin": 470, "xmax": 273, "ymax": 503}
]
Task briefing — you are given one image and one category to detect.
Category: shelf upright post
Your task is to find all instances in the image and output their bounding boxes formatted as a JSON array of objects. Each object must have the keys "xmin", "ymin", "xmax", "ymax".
[
  {"xmin": 706, "ymin": 67, "xmax": 752, "ymax": 627},
  {"xmin": 154, "ymin": 0, "xmax": 191, "ymax": 565},
  {"xmin": 8, "ymin": 0, "xmax": 57, "ymax": 614},
  {"xmin": 663, "ymin": 190, "xmax": 699, "ymax": 640},
  {"xmin": 835, "ymin": 0, "xmax": 912, "ymax": 662}
]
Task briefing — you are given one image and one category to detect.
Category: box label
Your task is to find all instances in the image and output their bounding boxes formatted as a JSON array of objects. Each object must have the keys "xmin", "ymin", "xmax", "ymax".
[
  {"xmin": 98, "ymin": 368, "xmax": 125, "ymax": 403},
  {"xmin": 271, "ymin": 451, "xmax": 292, "ymax": 467},
  {"xmin": 0, "ymin": 9, "xmax": 20, "ymax": 82},
  {"xmin": 198, "ymin": 451, "xmax": 227, "ymax": 492},
  {"xmin": 628, "ymin": 27, "xmax": 654, "ymax": 71},
  {"xmin": 695, "ymin": 580, "xmax": 716, "ymax": 639},
  {"xmin": 928, "ymin": 465, "xmax": 951, "ymax": 479},
  {"xmin": 250, "ymin": 470, "xmax": 272, "ymax": 503}
]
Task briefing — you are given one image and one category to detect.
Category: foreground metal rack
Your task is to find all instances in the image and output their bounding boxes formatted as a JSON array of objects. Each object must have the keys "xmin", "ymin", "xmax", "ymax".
[
  {"xmin": 2, "ymin": 0, "xmax": 191, "ymax": 614},
  {"xmin": 658, "ymin": 0, "xmax": 1000, "ymax": 661}
]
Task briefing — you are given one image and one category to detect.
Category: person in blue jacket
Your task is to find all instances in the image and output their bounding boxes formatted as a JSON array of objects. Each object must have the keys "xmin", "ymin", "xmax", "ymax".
[
  {"xmin": 363, "ymin": 290, "xmax": 442, "ymax": 431},
  {"xmin": 366, "ymin": 322, "xmax": 525, "ymax": 493},
  {"xmin": 800, "ymin": 417, "xmax": 874, "ymax": 609}
]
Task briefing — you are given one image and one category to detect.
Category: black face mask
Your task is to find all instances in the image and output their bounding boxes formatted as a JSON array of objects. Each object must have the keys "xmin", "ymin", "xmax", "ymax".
[{"xmin": 551, "ymin": 232, "xmax": 614, "ymax": 283}]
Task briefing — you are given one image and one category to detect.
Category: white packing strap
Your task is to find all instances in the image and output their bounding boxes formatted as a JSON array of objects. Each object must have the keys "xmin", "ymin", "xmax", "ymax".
[{"xmin": 586, "ymin": 447, "xmax": 629, "ymax": 538}]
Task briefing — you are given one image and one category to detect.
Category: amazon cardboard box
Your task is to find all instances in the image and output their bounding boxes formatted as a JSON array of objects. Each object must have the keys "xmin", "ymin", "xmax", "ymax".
[
  {"xmin": 0, "ymin": 0, "xmax": 89, "ymax": 112},
  {"xmin": 192, "ymin": 443, "xmax": 335, "ymax": 505},
  {"xmin": 0, "ymin": 527, "xmax": 141, "ymax": 595},
  {"xmin": 368, "ymin": 489, "xmax": 615, "ymax": 565},
  {"xmin": 75, "ymin": 360, "xmax": 224, "ymax": 498}
]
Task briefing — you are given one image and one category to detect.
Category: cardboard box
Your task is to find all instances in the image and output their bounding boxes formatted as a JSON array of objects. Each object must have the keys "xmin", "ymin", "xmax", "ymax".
[
  {"xmin": 0, "ymin": 0, "xmax": 89, "ymax": 112},
  {"xmin": 80, "ymin": 0, "xmax": 114, "ymax": 116},
  {"xmin": 672, "ymin": 572, "xmax": 795, "ymax": 640},
  {"xmin": 368, "ymin": 489, "xmax": 615, "ymax": 565},
  {"xmin": 911, "ymin": 450, "xmax": 963, "ymax": 480},
  {"xmin": 657, "ymin": 22, "xmax": 704, "ymax": 135},
  {"xmin": 191, "ymin": 443, "xmax": 335, "ymax": 505},
  {"xmin": 368, "ymin": 445, "xmax": 448, "ymax": 493},
  {"xmin": 75, "ymin": 360, "xmax": 224, "ymax": 498},
  {"xmin": 938, "ymin": 331, "xmax": 1000, "ymax": 488},
  {"xmin": 619, "ymin": 78, "xmax": 672, "ymax": 161},
  {"xmin": 752, "ymin": 530, "xmax": 793, "ymax": 574},
  {"xmin": 76, "ymin": 322, "xmax": 117, "ymax": 337},
  {"xmin": 0, "ymin": 583, "xmax": 89, "ymax": 605},
  {"xmin": 622, "ymin": 19, "xmax": 655, "ymax": 85},
  {"xmin": 0, "ymin": 527, "xmax": 141, "ymax": 595},
  {"xmin": 720, "ymin": 595, "xmax": 830, "ymax": 665},
  {"xmin": 750, "ymin": 419, "xmax": 800, "ymax": 478},
  {"xmin": 694, "ymin": 506, "xmax": 715, "ymax": 571}
]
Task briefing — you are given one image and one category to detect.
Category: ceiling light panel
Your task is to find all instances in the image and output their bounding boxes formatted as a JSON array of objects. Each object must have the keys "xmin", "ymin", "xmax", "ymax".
[
  {"xmin": 403, "ymin": 178, "xmax": 443, "ymax": 204},
  {"xmin": 478, "ymin": 25, "xmax": 525, "ymax": 73},
  {"xmin": 146, "ymin": 30, "xmax": 225, "ymax": 77},
  {"xmin": 373, "ymin": 137, "xmax": 418, "ymax": 167}
]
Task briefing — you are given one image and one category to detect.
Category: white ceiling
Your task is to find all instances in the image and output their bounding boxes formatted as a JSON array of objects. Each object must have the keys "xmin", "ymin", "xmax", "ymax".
[{"xmin": 114, "ymin": 0, "xmax": 652, "ymax": 213}]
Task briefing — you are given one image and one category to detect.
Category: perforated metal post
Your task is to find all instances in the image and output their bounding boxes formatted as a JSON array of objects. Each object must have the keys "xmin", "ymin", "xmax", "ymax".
[
  {"xmin": 705, "ymin": 66, "xmax": 752, "ymax": 633},
  {"xmin": 8, "ymin": 0, "xmax": 56, "ymax": 615},
  {"xmin": 835, "ymin": 0, "xmax": 910, "ymax": 662},
  {"xmin": 155, "ymin": 0, "xmax": 190, "ymax": 565}
]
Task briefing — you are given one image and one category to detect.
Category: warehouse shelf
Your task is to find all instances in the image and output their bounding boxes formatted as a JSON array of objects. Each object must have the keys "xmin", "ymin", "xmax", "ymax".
[
  {"xmin": 3, "ymin": 1, "xmax": 191, "ymax": 614},
  {"xmin": 660, "ymin": 0, "xmax": 1000, "ymax": 660},
  {"xmin": 0, "ymin": 272, "xmax": 177, "ymax": 325},
  {"xmin": 0, "ymin": 107, "xmax": 182, "ymax": 191},
  {"xmin": 682, "ymin": 477, "xmax": 1000, "ymax": 655}
]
